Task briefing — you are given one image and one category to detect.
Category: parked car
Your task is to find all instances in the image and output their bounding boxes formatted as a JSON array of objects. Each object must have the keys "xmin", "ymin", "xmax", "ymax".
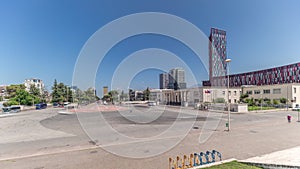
[
  {"xmin": 2, "ymin": 105, "xmax": 21, "ymax": 113},
  {"xmin": 53, "ymin": 102, "xmax": 59, "ymax": 108},
  {"xmin": 148, "ymin": 101, "xmax": 156, "ymax": 106},
  {"xmin": 36, "ymin": 103, "xmax": 47, "ymax": 110},
  {"xmin": 292, "ymin": 104, "xmax": 300, "ymax": 111}
]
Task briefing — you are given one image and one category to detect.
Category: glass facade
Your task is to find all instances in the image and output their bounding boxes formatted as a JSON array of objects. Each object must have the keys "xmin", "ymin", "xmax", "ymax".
[
  {"xmin": 228, "ymin": 63, "xmax": 300, "ymax": 87},
  {"xmin": 209, "ymin": 28, "xmax": 227, "ymax": 82},
  {"xmin": 204, "ymin": 27, "xmax": 300, "ymax": 88}
]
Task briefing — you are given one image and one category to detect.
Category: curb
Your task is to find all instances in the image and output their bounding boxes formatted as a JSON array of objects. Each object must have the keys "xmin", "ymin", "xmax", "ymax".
[
  {"xmin": 239, "ymin": 161, "xmax": 300, "ymax": 169},
  {"xmin": 58, "ymin": 111, "xmax": 75, "ymax": 115},
  {"xmin": 0, "ymin": 113, "xmax": 18, "ymax": 118},
  {"xmin": 189, "ymin": 158, "xmax": 237, "ymax": 169}
]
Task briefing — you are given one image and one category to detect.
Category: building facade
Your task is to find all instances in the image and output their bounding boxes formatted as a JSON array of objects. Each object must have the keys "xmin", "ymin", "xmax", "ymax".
[
  {"xmin": 24, "ymin": 78, "xmax": 45, "ymax": 93},
  {"xmin": 168, "ymin": 68, "xmax": 187, "ymax": 90},
  {"xmin": 103, "ymin": 86, "xmax": 108, "ymax": 96},
  {"xmin": 205, "ymin": 27, "xmax": 300, "ymax": 89},
  {"xmin": 0, "ymin": 85, "xmax": 7, "ymax": 99},
  {"xmin": 228, "ymin": 62, "xmax": 300, "ymax": 87},
  {"xmin": 150, "ymin": 87, "xmax": 241, "ymax": 106},
  {"xmin": 159, "ymin": 73, "xmax": 169, "ymax": 89},
  {"xmin": 209, "ymin": 28, "xmax": 227, "ymax": 83},
  {"xmin": 241, "ymin": 83, "xmax": 300, "ymax": 108},
  {"xmin": 129, "ymin": 89, "xmax": 144, "ymax": 101}
]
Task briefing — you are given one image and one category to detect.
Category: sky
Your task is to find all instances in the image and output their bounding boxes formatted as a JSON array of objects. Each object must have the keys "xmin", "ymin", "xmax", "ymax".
[{"xmin": 1, "ymin": 0, "xmax": 300, "ymax": 96}]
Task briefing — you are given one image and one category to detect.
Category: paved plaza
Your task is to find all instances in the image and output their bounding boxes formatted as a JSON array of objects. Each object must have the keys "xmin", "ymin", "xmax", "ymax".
[
  {"xmin": 0, "ymin": 105, "xmax": 300, "ymax": 169},
  {"xmin": 242, "ymin": 146, "xmax": 300, "ymax": 167}
]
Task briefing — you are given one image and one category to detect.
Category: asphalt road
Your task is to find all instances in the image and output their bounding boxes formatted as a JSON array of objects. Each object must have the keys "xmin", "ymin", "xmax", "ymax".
[{"xmin": 1, "ymin": 106, "xmax": 300, "ymax": 169}]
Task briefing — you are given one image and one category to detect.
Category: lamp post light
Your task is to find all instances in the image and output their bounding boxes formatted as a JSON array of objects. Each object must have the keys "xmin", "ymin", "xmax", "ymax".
[{"xmin": 225, "ymin": 58, "xmax": 231, "ymax": 131}]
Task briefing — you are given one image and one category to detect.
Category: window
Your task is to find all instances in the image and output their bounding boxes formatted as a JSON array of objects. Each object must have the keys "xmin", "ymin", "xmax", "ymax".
[
  {"xmin": 234, "ymin": 91, "xmax": 237, "ymax": 96},
  {"xmin": 234, "ymin": 99, "xmax": 237, "ymax": 103},
  {"xmin": 229, "ymin": 91, "xmax": 231, "ymax": 96},
  {"xmin": 294, "ymin": 97, "xmax": 297, "ymax": 102},
  {"xmin": 254, "ymin": 90, "xmax": 260, "ymax": 94},
  {"xmin": 294, "ymin": 87, "xmax": 297, "ymax": 93},
  {"xmin": 229, "ymin": 99, "xmax": 231, "ymax": 103},
  {"xmin": 246, "ymin": 90, "xmax": 252, "ymax": 95},
  {"xmin": 263, "ymin": 89, "xmax": 270, "ymax": 94},
  {"xmin": 222, "ymin": 91, "xmax": 225, "ymax": 95},
  {"xmin": 273, "ymin": 88, "xmax": 281, "ymax": 94}
]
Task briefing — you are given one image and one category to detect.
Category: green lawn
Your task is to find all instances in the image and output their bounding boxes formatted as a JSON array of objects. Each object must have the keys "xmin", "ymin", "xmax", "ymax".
[
  {"xmin": 203, "ymin": 161, "xmax": 262, "ymax": 169},
  {"xmin": 248, "ymin": 106, "xmax": 275, "ymax": 111}
]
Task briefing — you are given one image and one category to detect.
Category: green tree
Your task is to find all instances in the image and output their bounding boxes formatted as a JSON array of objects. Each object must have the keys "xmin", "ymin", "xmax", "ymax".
[
  {"xmin": 51, "ymin": 80, "xmax": 74, "ymax": 103},
  {"xmin": 9, "ymin": 89, "xmax": 40, "ymax": 106},
  {"xmin": 65, "ymin": 86, "xmax": 73, "ymax": 102},
  {"xmin": 29, "ymin": 84, "xmax": 41, "ymax": 97},
  {"xmin": 77, "ymin": 87, "xmax": 98, "ymax": 104},
  {"xmin": 258, "ymin": 98, "xmax": 263, "ymax": 104},
  {"xmin": 119, "ymin": 90, "xmax": 128, "ymax": 101},
  {"xmin": 102, "ymin": 94, "xmax": 111, "ymax": 102},
  {"xmin": 240, "ymin": 93, "xmax": 249, "ymax": 103},
  {"xmin": 57, "ymin": 82, "xmax": 66, "ymax": 102},
  {"xmin": 273, "ymin": 99, "xmax": 279, "ymax": 105},
  {"xmin": 51, "ymin": 79, "xmax": 59, "ymax": 103},
  {"xmin": 6, "ymin": 84, "xmax": 26, "ymax": 98},
  {"xmin": 40, "ymin": 90, "xmax": 49, "ymax": 103},
  {"xmin": 75, "ymin": 88, "xmax": 84, "ymax": 103},
  {"xmin": 108, "ymin": 90, "xmax": 119, "ymax": 103},
  {"xmin": 263, "ymin": 97, "xmax": 271, "ymax": 105},
  {"xmin": 245, "ymin": 98, "xmax": 255, "ymax": 106},
  {"xmin": 280, "ymin": 98, "xmax": 287, "ymax": 104}
]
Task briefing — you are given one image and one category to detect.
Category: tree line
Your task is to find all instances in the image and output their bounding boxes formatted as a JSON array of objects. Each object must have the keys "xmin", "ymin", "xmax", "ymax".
[
  {"xmin": 3, "ymin": 84, "xmax": 46, "ymax": 106},
  {"xmin": 3, "ymin": 79, "xmax": 99, "ymax": 107}
]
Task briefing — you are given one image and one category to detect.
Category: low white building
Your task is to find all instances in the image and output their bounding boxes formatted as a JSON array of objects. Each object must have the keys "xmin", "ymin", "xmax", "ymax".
[
  {"xmin": 149, "ymin": 86, "xmax": 242, "ymax": 107},
  {"xmin": 24, "ymin": 78, "xmax": 45, "ymax": 94},
  {"xmin": 149, "ymin": 89, "xmax": 173, "ymax": 103},
  {"xmin": 202, "ymin": 87, "xmax": 242, "ymax": 104},
  {"xmin": 241, "ymin": 83, "xmax": 300, "ymax": 108}
]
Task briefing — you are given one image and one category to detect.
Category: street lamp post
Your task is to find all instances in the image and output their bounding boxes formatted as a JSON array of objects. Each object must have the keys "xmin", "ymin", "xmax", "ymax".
[{"xmin": 225, "ymin": 58, "xmax": 231, "ymax": 131}]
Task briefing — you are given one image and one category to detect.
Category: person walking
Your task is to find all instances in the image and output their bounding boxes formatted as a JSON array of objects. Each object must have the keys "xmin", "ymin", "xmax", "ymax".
[{"xmin": 287, "ymin": 114, "xmax": 292, "ymax": 123}]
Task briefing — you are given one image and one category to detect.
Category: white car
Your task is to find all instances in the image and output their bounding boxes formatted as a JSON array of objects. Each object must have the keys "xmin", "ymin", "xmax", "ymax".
[
  {"xmin": 148, "ymin": 101, "xmax": 156, "ymax": 106},
  {"xmin": 292, "ymin": 104, "xmax": 300, "ymax": 111}
]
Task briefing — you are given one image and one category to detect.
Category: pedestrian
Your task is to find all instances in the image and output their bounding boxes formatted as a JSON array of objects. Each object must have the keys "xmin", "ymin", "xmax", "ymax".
[{"xmin": 287, "ymin": 114, "xmax": 291, "ymax": 123}]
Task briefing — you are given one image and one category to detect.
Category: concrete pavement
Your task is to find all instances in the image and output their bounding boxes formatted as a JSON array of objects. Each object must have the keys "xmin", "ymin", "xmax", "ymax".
[
  {"xmin": 1, "ymin": 106, "xmax": 300, "ymax": 168},
  {"xmin": 241, "ymin": 146, "xmax": 300, "ymax": 168}
]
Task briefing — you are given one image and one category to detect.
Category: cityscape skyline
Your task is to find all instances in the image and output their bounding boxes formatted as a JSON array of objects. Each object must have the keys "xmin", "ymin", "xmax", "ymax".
[
  {"xmin": 160, "ymin": 68, "xmax": 187, "ymax": 90},
  {"xmin": 1, "ymin": 1, "xmax": 300, "ymax": 96}
]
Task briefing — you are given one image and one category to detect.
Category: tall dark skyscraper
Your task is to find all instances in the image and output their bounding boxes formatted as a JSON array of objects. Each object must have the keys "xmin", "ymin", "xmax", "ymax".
[{"xmin": 209, "ymin": 28, "xmax": 227, "ymax": 86}]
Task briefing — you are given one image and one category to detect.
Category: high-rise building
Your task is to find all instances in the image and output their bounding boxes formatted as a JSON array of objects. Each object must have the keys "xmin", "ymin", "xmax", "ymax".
[
  {"xmin": 209, "ymin": 28, "xmax": 227, "ymax": 86},
  {"xmin": 103, "ymin": 86, "xmax": 108, "ymax": 96},
  {"xmin": 159, "ymin": 73, "xmax": 169, "ymax": 89},
  {"xmin": 168, "ymin": 68, "xmax": 187, "ymax": 90},
  {"xmin": 204, "ymin": 27, "xmax": 300, "ymax": 88}
]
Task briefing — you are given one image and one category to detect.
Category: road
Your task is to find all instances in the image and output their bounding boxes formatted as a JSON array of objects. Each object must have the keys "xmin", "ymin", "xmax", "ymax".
[{"xmin": 0, "ymin": 105, "xmax": 300, "ymax": 169}]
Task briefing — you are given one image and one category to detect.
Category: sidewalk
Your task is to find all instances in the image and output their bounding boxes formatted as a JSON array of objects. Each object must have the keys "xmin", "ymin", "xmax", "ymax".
[{"xmin": 240, "ymin": 146, "xmax": 300, "ymax": 168}]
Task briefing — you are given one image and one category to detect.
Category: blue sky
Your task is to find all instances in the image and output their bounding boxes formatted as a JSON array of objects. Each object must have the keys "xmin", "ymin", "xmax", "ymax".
[{"xmin": 1, "ymin": 0, "xmax": 300, "ymax": 96}]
